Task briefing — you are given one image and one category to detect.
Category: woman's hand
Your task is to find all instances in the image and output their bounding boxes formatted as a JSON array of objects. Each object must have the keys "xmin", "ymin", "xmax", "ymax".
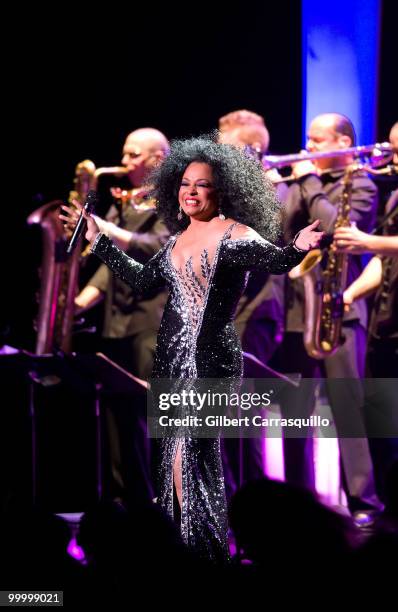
[
  {"xmin": 59, "ymin": 198, "xmax": 107, "ymax": 244},
  {"xmin": 59, "ymin": 199, "xmax": 81, "ymax": 236},
  {"xmin": 334, "ymin": 225, "xmax": 373, "ymax": 254},
  {"xmin": 294, "ymin": 220, "xmax": 325, "ymax": 250},
  {"xmin": 81, "ymin": 207, "xmax": 101, "ymax": 244}
]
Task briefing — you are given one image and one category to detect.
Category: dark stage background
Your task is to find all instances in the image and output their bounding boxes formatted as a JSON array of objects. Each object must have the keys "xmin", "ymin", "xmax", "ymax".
[{"xmin": 2, "ymin": 1, "xmax": 396, "ymax": 351}]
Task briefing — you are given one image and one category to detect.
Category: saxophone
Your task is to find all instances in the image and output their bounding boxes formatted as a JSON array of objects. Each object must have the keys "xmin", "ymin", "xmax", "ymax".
[
  {"xmin": 288, "ymin": 164, "xmax": 358, "ymax": 359},
  {"xmin": 28, "ymin": 161, "xmax": 127, "ymax": 354},
  {"xmin": 110, "ymin": 186, "xmax": 157, "ymax": 212}
]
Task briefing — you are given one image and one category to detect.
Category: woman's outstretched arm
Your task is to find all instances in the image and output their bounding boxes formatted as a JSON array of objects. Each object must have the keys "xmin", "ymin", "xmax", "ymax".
[
  {"xmin": 223, "ymin": 221, "xmax": 324, "ymax": 274},
  {"xmin": 84, "ymin": 210, "xmax": 166, "ymax": 297}
]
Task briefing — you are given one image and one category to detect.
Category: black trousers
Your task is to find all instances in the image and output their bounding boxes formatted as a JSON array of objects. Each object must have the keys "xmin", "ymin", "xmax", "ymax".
[
  {"xmin": 365, "ymin": 338, "xmax": 398, "ymax": 504},
  {"xmin": 99, "ymin": 331, "xmax": 157, "ymax": 504},
  {"xmin": 270, "ymin": 324, "xmax": 381, "ymax": 512}
]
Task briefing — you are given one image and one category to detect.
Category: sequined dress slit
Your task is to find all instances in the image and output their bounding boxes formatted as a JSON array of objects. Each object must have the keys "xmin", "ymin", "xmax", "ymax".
[{"xmin": 91, "ymin": 222, "xmax": 306, "ymax": 562}]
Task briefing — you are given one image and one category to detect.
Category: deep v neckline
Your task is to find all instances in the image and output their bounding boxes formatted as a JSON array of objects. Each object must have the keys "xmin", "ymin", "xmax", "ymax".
[
  {"xmin": 167, "ymin": 222, "xmax": 238, "ymax": 337},
  {"xmin": 168, "ymin": 222, "xmax": 238, "ymax": 276}
]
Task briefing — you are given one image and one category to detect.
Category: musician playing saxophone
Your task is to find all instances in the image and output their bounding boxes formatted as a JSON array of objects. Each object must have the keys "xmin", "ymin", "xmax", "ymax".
[
  {"xmin": 334, "ymin": 123, "xmax": 398, "ymax": 504},
  {"xmin": 60, "ymin": 127, "xmax": 170, "ymax": 505},
  {"xmin": 272, "ymin": 113, "xmax": 382, "ymax": 523},
  {"xmin": 335, "ymin": 121, "xmax": 398, "ymax": 260},
  {"xmin": 60, "ymin": 128, "xmax": 170, "ymax": 378}
]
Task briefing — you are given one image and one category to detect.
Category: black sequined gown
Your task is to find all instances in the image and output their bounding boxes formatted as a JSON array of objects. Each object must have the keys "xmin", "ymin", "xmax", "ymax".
[{"xmin": 92, "ymin": 222, "xmax": 306, "ymax": 562}]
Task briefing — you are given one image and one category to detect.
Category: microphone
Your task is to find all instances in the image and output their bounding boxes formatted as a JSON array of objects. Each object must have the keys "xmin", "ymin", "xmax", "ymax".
[{"xmin": 66, "ymin": 190, "xmax": 98, "ymax": 254}]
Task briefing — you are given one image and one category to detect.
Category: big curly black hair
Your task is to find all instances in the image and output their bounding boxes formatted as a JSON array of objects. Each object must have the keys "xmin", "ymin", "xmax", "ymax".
[{"xmin": 148, "ymin": 135, "xmax": 282, "ymax": 241}]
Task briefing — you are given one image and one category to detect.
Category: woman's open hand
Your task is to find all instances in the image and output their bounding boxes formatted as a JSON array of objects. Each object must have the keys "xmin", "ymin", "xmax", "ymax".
[
  {"xmin": 59, "ymin": 199, "xmax": 82, "ymax": 236},
  {"xmin": 59, "ymin": 198, "xmax": 102, "ymax": 244},
  {"xmin": 294, "ymin": 220, "xmax": 325, "ymax": 250}
]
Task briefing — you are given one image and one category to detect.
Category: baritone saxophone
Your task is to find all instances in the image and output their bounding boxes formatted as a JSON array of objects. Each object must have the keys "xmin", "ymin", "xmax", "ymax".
[{"xmin": 28, "ymin": 161, "xmax": 127, "ymax": 353}]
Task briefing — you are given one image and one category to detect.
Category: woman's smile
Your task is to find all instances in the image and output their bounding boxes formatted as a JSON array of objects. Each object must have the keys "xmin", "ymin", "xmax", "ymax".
[{"xmin": 178, "ymin": 162, "xmax": 218, "ymax": 220}]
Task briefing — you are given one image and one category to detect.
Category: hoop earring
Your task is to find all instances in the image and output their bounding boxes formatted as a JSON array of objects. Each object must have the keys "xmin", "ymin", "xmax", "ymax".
[
  {"xmin": 218, "ymin": 207, "xmax": 226, "ymax": 221},
  {"xmin": 177, "ymin": 206, "xmax": 183, "ymax": 221}
]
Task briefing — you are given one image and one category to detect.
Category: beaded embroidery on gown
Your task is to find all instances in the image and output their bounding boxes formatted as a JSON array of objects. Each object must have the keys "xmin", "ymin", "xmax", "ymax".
[{"xmin": 92, "ymin": 222, "xmax": 306, "ymax": 562}]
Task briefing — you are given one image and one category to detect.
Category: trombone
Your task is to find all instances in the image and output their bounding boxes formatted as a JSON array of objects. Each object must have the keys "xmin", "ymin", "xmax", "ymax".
[{"xmin": 250, "ymin": 142, "xmax": 397, "ymax": 182}]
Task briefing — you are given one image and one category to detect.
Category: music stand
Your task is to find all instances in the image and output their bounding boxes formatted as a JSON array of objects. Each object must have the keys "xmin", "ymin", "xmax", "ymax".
[
  {"xmin": 1, "ymin": 351, "xmax": 147, "ymax": 505},
  {"xmin": 243, "ymin": 351, "xmax": 300, "ymax": 386}
]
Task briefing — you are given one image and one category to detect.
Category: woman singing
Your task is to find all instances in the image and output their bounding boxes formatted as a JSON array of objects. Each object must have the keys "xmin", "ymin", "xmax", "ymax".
[{"xmin": 81, "ymin": 136, "xmax": 323, "ymax": 563}]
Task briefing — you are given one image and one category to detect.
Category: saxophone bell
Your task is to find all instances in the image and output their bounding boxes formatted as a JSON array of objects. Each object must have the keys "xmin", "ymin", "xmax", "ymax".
[{"xmin": 288, "ymin": 249, "xmax": 323, "ymax": 280}]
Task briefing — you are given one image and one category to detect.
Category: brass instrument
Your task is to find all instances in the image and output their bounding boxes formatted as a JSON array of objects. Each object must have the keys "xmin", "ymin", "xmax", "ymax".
[
  {"xmin": 28, "ymin": 162, "xmax": 128, "ymax": 354},
  {"xmin": 110, "ymin": 186, "xmax": 157, "ymax": 212},
  {"xmin": 255, "ymin": 143, "xmax": 395, "ymax": 185},
  {"xmin": 289, "ymin": 165, "xmax": 360, "ymax": 358},
  {"xmin": 94, "ymin": 166, "xmax": 128, "ymax": 180},
  {"xmin": 261, "ymin": 142, "xmax": 394, "ymax": 176},
  {"xmin": 284, "ymin": 143, "xmax": 396, "ymax": 360}
]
